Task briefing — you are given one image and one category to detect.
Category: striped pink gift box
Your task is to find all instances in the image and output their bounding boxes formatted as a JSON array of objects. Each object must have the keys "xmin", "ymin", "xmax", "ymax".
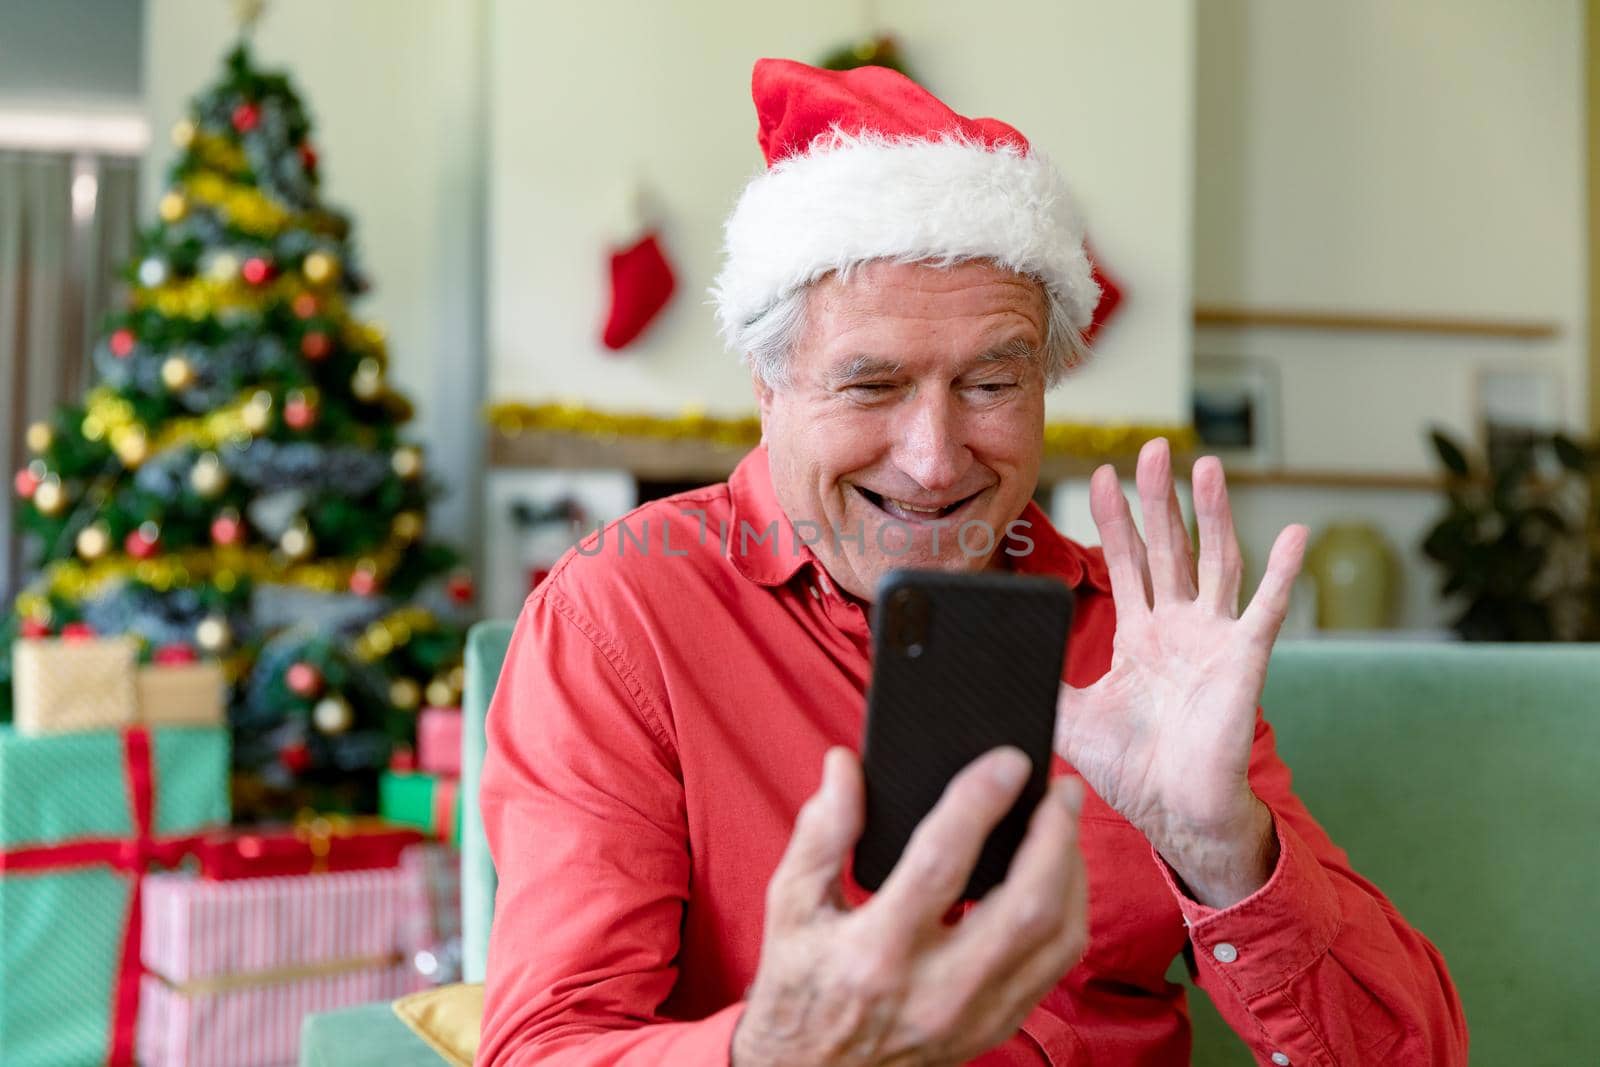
[
  {"xmin": 141, "ymin": 867, "xmax": 418, "ymax": 981},
  {"xmin": 136, "ymin": 962, "xmax": 422, "ymax": 1067}
]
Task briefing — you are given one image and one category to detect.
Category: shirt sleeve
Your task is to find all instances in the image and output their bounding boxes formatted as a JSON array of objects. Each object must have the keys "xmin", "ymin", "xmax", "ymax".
[
  {"xmin": 476, "ymin": 588, "xmax": 745, "ymax": 1066},
  {"xmin": 1151, "ymin": 712, "xmax": 1469, "ymax": 1067}
]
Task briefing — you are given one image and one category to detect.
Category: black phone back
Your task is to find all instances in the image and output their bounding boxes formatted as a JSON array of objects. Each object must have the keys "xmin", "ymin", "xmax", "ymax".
[{"xmin": 854, "ymin": 568, "xmax": 1075, "ymax": 901}]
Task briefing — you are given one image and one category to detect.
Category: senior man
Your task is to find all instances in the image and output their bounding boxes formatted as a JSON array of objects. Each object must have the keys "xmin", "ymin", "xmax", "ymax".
[{"xmin": 478, "ymin": 60, "xmax": 1467, "ymax": 1066}]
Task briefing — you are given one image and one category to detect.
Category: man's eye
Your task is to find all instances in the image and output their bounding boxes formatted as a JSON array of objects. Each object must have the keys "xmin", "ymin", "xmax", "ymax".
[
  {"xmin": 969, "ymin": 382, "xmax": 1019, "ymax": 394},
  {"xmin": 846, "ymin": 383, "xmax": 896, "ymax": 396}
]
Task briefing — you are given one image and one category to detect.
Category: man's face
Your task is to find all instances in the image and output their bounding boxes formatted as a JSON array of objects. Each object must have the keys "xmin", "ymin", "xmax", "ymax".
[{"xmin": 754, "ymin": 259, "xmax": 1048, "ymax": 602}]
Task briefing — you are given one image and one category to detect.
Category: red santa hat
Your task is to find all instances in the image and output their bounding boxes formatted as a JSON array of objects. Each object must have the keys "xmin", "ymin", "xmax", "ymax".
[{"xmin": 712, "ymin": 58, "xmax": 1099, "ymax": 360}]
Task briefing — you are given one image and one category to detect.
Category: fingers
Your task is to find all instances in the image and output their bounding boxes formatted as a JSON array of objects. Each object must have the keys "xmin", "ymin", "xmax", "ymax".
[
  {"xmin": 953, "ymin": 776, "xmax": 1087, "ymax": 981},
  {"xmin": 1241, "ymin": 524, "xmax": 1310, "ymax": 644},
  {"xmin": 1192, "ymin": 456, "xmax": 1245, "ymax": 617},
  {"xmin": 1088, "ymin": 464, "xmax": 1151, "ymax": 616},
  {"xmin": 765, "ymin": 747, "xmax": 864, "ymax": 931},
  {"xmin": 867, "ymin": 747, "xmax": 1035, "ymax": 932},
  {"xmin": 1136, "ymin": 438, "xmax": 1196, "ymax": 604}
]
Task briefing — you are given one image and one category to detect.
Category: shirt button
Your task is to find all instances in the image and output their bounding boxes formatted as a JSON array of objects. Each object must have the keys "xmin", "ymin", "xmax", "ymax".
[
  {"xmin": 1211, "ymin": 942, "xmax": 1238, "ymax": 964},
  {"xmin": 1271, "ymin": 1054, "xmax": 1290, "ymax": 1065},
  {"xmin": 808, "ymin": 585, "xmax": 820, "ymax": 599}
]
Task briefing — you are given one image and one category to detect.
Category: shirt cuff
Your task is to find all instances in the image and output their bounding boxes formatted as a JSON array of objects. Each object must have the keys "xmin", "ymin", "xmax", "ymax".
[{"xmin": 1151, "ymin": 812, "xmax": 1342, "ymax": 1000}]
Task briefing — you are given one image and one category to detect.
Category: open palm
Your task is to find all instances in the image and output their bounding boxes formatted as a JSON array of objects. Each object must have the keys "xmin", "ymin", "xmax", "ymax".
[{"xmin": 1054, "ymin": 439, "xmax": 1307, "ymax": 903}]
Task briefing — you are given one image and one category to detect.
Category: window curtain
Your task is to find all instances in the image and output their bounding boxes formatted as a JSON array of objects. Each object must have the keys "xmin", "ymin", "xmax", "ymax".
[{"xmin": 0, "ymin": 151, "xmax": 139, "ymax": 604}]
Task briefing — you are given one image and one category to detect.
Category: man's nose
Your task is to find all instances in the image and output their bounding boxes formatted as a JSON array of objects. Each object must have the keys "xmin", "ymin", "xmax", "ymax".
[{"xmin": 893, "ymin": 390, "xmax": 970, "ymax": 493}]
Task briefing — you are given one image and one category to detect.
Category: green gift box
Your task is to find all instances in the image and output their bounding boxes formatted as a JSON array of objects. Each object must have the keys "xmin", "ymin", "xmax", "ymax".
[
  {"xmin": 379, "ymin": 770, "xmax": 461, "ymax": 846},
  {"xmin": 0, "ymin": 725, "xmax": 229, "ymax": 1066}
]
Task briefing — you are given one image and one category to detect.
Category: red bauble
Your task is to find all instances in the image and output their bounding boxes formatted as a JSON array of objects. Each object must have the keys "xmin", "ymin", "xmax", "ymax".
[
  {"xmin": 19, "ymin": 618, "xmax": 52, "ymax": 639},
  {"xmin": 109, "ymin": 329, "xmax": 136, "ymax": 358},
  {"xmin": 60, "ymin": 621, "xmax": 96, "ymax": 641},
  {"xmin": 279, "ymin": 741, "xmax": 311, "ymax": 773},
  {"xmin": 292, "ymin": 293, "xmax": 319, "ymax": 319},
  {"xmin": 389, "ymin": 744, "xmax": 417, "ymax": 773},
  {"xmin": 446, "ymin": 571, "xmax": 475, "ymax": 605},
  {"xmin": 154, "ymin": 643, "xmax": 198, "ymax": 665},
  {"xmin": 125, "ymin": 528, "xmax": 160, "ymax": 559},
  {"xmin": 286, "ymin": 661, "xmax": 323, "ymax": 698},
  {"xmin": 13, "ymin": 468, "xmax": 39, "ymax": 499},
  {"xmin": 210, "ymin": 512, "xmax": 243, "ymax": 546},
  {"xmin": 299, "ymin": 142, "xmax": 318, "ymax": 170},
  {"xmin": 284, "ymin": 397, "xmax": 317, "ymax": 431},
  {"xmin": 232, "ymin": 102, "xmax": 261, "ymax": 132},
  {"xmin": 242, "ymin": 257, "xmax": 273, "ymax": 286},
  {"xmin": 348, "ymin": 569, "xmax": 379, "ymax": 597},
  {"xmin": 300, "ymin": 332, "xmax": 331, "ymax": 360}
]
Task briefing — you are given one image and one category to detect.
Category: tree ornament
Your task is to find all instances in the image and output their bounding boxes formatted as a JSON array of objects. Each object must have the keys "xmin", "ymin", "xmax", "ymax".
[
  {"xmin": 61, "ymin": 621, "xmax": 97, "ymax": 641},
  {"xmin": 391, "ymin": 511, "xmax": 424, "ymax": 542},
  {"xmin": 75, "ymin": 522, "xmax": 111, "ymax": 561},
  {"xmin": 283, "ymin": 391, "xmax": 318, "ymax": 431},
  {"xmin": 207, "ymin": 252, "xmax": 240, "ymax": 283},
  {"xmin": 171, "ymin": 119, "xmax": 196, "ymax": 149},
  {"xmin": 300, "ymin": 331, "xmax": 331, "ymax": 360},
  {"xmin": 32, "ymin": 476, "xmax": 67, "ymax": 516},
  {"xmin": 299, "ymin": 142, "xmax": 318, "ymax": 171},
  {"xmin": 241, "ymin": 391, "xmax": 274, "ymax": 433},
  {"xmin": 292, "ymin": 292, "xmax": 319, "ymax": 319},
  {"xmin": 19, "ymin": 617, "xmax": 52, "ymax": 639},
  {"xmin": 232, "ymin": 102, "xmax": 261, "ymax": 133},
  {"xmin": 312, "ymin": 694, "xmax": 354, "ymax": 735},
  {"xmin": 161, "ymin": 354, "xmax": 197, "ymax": 391},
  {"xmin": 211, "ymin": 508, "xmax": 244, "ymax": 546},
  {"xmin": 389, "ymin": 677, "xmax": 422, "ymax": 711},
  {"xmin": 125, "ymin": 522, "xmax": 161, "ymax": 560},
  {"xmin": 446, "ymin": 569, "xmax": 475, "ymax": 605},
  {"xmin": 425, "ymin": 679, "xmax": 455, "ymax": 708},
  {"xmin": 190, "ymin": 452, "xmax": 228, "ymax": 497},
  {"xmin": 109, "ymin": 329, "xmax": 136, "ymax": 358},
  {"xmin": 138, "ymin": 257, "xmax": 170, "ymax": 288},
  {"xmin": 389, "ymin": 744, "xmax": 417, "ymax": 772},
  {"xmin": 13, "ymin": 467, "xmax": 40, "ymax": 500},
  {"xmin": 241, "ymin": 256, "xmax": 273, "ymax": 286},
  {"xmin": 286, "ymin": 661, "xmax": 323, "ymax": 698},
  {"xmin": 195, "ymin": 614, "xmax": 233, "ymax": 653},
  {"xmin": 25, "ymin": 421, "xmax": 53, "ymax": 453},
  {"xmin": 112, "ymin": 427, "xmax": 150, "ymax": 467},
  {"xmin": 279, "ymin": 521, "xmax": 314, "ymax": 560},
  {"xmin": 279, "ymin": 740, "xmax": 311, "ymax": 773},
  {"xmin": 350, "ymin": 358, "xmax": 384, "ymax": 401},
  {"xmin": 302, "ymin": 251, "xmax": 339, "ymax": 286},
  {"xmin": 391, "ymin": 446, "xmax": 423, "ymax": 480},
  {"xmin": 154, "ymin": 643, "xmax": 198, "ymax": 665},
  {"xmin": 349, "ymin": 567, "xmax": 380, "ymax": 597},
  {"xmin": 158, "ymin": 191, "xmax": 188, "ymax": 223}
]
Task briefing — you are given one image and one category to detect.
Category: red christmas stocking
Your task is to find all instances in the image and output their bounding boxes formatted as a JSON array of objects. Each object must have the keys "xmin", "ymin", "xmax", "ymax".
[
  {"xmin": 601, "ymin": 232, "xmax": 677, "ymax": 350},
  {"xmin": 1083, "ymin": 246, "xmax": 1125, "ymax": 348}
]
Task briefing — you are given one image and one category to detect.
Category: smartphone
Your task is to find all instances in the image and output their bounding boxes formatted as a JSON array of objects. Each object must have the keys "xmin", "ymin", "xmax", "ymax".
[{"xmin": 853, "ymin": 568, "xmax": 1075, "ymax": 901}]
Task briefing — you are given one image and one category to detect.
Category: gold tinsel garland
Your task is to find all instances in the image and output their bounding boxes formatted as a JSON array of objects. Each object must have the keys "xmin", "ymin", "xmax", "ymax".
[{"xmin": 485, "ymin": 401, "xmax": 1196, "ymax": 459}]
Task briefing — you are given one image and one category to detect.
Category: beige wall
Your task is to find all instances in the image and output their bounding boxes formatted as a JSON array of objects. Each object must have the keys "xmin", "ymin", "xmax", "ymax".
[
  {"xmin": 142, "ymin": 0, "xmax": 487, "ymax": 551},
  {"xmin": 488, "ymin": 0, "xmax": 1197, "ymax": 426},
  {"xmin": 1197, "ymin": 0, "xmax": 1588, "ymax": 472}
]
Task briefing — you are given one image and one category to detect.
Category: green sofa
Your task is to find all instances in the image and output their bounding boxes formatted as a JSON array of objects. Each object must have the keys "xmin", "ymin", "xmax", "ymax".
[{"xmin": 302, "ymin": 629, "xmax": 1600, "ymax": 1065}]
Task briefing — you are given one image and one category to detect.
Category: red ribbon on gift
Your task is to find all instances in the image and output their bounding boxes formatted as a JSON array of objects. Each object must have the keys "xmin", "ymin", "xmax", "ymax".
[
  {"xmin": 193, "ymin": 819, "xmax": 424, "ymax": 880},
  {"xmin": 0, "ymin": 727, "xmax": 207, "ymax": 1066},
  {"xmin": 433, "ymin": 777, "xmax": 459, "ymax": 845}
]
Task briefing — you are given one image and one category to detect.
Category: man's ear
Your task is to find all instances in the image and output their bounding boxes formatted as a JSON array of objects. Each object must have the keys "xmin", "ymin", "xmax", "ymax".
[{"xmin": 751, "ymin": 369, "xmax": 775, "ymax": 419}]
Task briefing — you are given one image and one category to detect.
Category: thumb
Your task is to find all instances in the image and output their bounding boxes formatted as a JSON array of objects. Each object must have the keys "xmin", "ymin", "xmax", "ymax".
[{"xmin": 765, "ymin": 747, "xmax": 863, "ymax": 930}]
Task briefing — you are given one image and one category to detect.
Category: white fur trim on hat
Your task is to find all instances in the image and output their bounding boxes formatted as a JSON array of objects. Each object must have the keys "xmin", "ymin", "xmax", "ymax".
[{"xmin": 711, "ymin": 128, "xmax": 1098, "ymax": 349}]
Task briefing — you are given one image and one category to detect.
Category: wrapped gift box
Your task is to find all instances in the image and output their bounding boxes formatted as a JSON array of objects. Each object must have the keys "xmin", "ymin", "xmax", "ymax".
[
  {"xmin": 138, "ymin": 865, "xmax": 430, "ymax": 1067},
  {"xmin": 11, "ymin": 635, "xmax": 138, "ymax": 734},
  {"xmin": 136, "ymin": 661, "xmax": 228, "ymax": 728},
  {"xmin": 416, "ymin": 706, "xmax": 462, "ymax": 776},
  {"xmin": 379, "ymin": 770, "xmax": 461, "ymax": 845},
  {"xmin": 191, "ymin": 819, "xmax": 423, "ymax": 880},
  {"xmin": 0, "ymin": 725, "xmax": 230, "ymax": 1066}
]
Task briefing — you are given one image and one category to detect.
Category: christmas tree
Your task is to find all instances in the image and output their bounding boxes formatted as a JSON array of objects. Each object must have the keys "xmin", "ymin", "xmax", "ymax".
[{"xmin": 3, "ymin": 42, "xmax": 473, "ymax": 817}]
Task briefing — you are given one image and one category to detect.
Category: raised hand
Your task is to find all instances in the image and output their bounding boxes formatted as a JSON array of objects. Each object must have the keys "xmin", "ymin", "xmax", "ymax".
[
  {"xmin": 1054, "ymin": 438, "xmax": 1308, "ymax": 908},
  {"xmin": 734, "ymin": 747, "xmax": 1087, "ymax": 1067}
]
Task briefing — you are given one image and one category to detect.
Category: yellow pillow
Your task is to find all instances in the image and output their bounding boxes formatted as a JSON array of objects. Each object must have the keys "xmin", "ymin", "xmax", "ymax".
[{"xmin": 392, "ymin": 982, "xmax": 484, "ymax": 1067}]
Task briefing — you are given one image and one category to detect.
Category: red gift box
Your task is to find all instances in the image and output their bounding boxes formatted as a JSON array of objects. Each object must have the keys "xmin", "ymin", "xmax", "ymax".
[{"xmin": 193, "ymin": 818, "xmax": 423, "ymax": 881}]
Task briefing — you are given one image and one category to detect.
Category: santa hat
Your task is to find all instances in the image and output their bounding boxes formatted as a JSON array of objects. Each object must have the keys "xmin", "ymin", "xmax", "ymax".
[{"xmin": 712, "ymin": 58, "xmax": 1098, "ymax": 358}]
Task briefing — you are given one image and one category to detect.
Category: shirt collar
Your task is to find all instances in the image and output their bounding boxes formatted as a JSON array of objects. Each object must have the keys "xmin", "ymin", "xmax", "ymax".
[{"xmin": 725, "ymin": 444, "xmax": 1111, "ymax": 595}]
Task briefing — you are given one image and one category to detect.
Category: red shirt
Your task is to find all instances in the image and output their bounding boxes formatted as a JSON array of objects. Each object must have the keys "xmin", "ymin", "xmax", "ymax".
[{"xmin": 479, "ymin": 446, "xmax": 1467, "ymax": 1066}]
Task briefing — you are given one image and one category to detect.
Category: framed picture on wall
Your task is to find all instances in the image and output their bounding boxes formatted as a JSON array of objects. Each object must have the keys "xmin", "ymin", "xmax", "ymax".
[
  {"xmin": 1474, "ymin": 363, "xmax": 1565, "ymax": 471},
  {"xmin": 1192, "ymin": 355, "xmax": 1280, "ymax": 469}
]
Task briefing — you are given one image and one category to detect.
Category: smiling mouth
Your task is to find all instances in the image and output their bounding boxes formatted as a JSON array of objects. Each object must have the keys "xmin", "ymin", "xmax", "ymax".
[{"xmin": 856, "ymin": 486, "xmax": 981, "ymax": 524}]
